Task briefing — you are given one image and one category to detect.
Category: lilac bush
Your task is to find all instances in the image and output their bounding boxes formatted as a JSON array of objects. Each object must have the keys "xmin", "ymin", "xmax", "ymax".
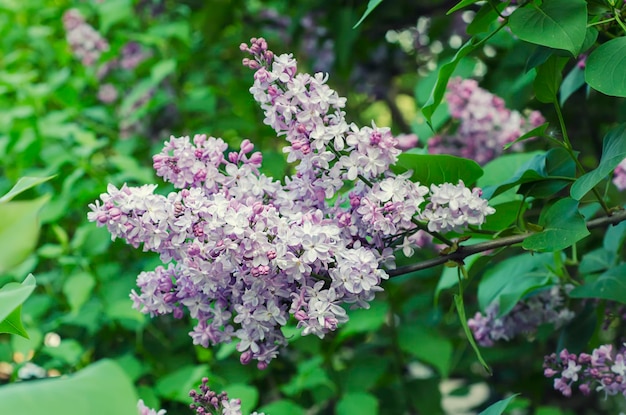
[
  {"xmin": 88, "ymin": 37, "xmax": 495, "ymax": 368},
  {"xmin": 189, "ymin": 377, "xmax": 265, "ymax": 415}
]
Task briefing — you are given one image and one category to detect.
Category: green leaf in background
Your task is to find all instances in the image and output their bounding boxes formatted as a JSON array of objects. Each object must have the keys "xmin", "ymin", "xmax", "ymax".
[
  {"xmin": 398, "ymin": 324, "xmax": 453, "ymax": 377},
  {"xmin": 392, "ymin": 154, "xmax": 483, "ymax": 187},
  {"xmin": 0, "ymin": 359, "xmax": 138, "ymax": 415},
  {"xmin": 337, "ymin": 392, "xmax": 379, "ymax": 415},
  {"xmin": 223, "ymin": 384, "xmax": 259, "ymax": 415},
  {"xmin": 0, "ymin": 175, "xmax": 55, "ymax": 203},
  {"xmin": 155, "ymin": 364, "xmax": 209, "ymax": 403},
  {"xmin": 63, "ymin": 271, "xmax": 96, "ymax": 313},
  {"xmin": 585, "ymin": 37, "xmax": 626, "ymax": 97},
  {"xmin": 569, "ymin": 263, "xmax": 626, "ymax": 304},
  {"xmin": 478, "ymin": 253, "xmax": 554, "ymax": 315},
  {"xmin": 42, "ymin": 339, "xmax": 84, "ymax": 366},
  {"xmin": 455, "ymin": 294, "xmax": 491, "ymax": 374},
  {"xmin": 508, "ymin": 0, "xmax": 587, "ymax": 56},
  {"xmin": 503, "ymin": 122, "xmax": 550, "ymax": 150},
  {"xmin": 338, "ymin": 299, "xmax": 389, "ymax": 339},
  {"xmin": 96, "ymin": 0, "xmax": 133, "ymax": 34},
  {"xmin": 534, "ymin": 55, "xmax": 567, "ymax": 103},
  {"xmin": 0, "ymin": 305, "xmax": 29, "ymax": 337},
  {"xmin": 522, "ymin": 198, "xmax": 589, "ymax": 252},
  {"xmin": 559, "ymin": 64, "xmax": 586, "ymax": 106},
  {"xmin": 578, "ymin": 248, "xmax": 616, "ymax": 274},
  {"xmin": 421, "ymin": 38, "xmax": 478, "ymax": 123},
  {"xmin": 556, "ymin": 304, "xmax": 597, "ymax": 354},
  {"xmin": 353, "ymin": 0, "xmax": 384, "ymax": 28},
  {"xmin": 0, "ymin": 274, "xmax": 36, "ymax": 325},
  {"xmin": 478, "ymin": 394, "xmax": 519, "ymax": 415},
  {"xmin": 570, "ymin": 123, "xmax": 626, "ymax": 200},
  {"xmin": 258, "ymin": 399, "xmax": 305, "ymax": 415},
  {"xmin": 0, "ymin": 196, "xmax": 49, "ymax": 273},
  {"xmin": 281, "ymin": 356, "xmax": 334, "ymax": 396}
]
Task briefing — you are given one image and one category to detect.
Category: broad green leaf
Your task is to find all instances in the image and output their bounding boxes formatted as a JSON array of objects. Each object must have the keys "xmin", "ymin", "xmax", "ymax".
[
  {"xmin": 579, "ymin": 248, "xmax": 616, "ymax": 274},
  {"xmin": 0, "ymin": 196, "xmax": 49, "ymax": 273},
  {"xmin": 353, "ymin": 0, "xmax": 384, "ymax": 28},
  {"xmin": 517, "ymin": 147, "xmax": 576, "ymax": 198},
  {"xmin": 479, "ymin": 394, "xmax": 520, "ymax": 415},
  {"xmin": 337, "ymin": 357, "xmax": 389, "ymax": 392},
  {"xmin": 509, "ymin": 0, "xmax": 587, "ymax": 56},
  {"xmin": 522, "ymin": 198, "xmax": 589, "ymax": 252},
  {"xmin": 0, "ymin": 305, "xmax": 29, "ymax": 337},
  {"xmin": 482, "ymin": 200, "xmax": 524, "ymax": 231},
  {"xmin": 337, "ymin": 392, "xmax": 379, "ymax": 415},
  {"xmin": 422, "ymin": 38, "xmax": 478, "ymax": 123},
  {"xmin": 478, "ymin": 151, "xmax": 543, "ymax": 188},
  {"xmin": 391, "ymin": 154, "xmax": 483, "ymax": 187},
  {"xmin": 603, "ymin": 220, "xmax": 626, "ymax": 253},
  {"xmin": 585, "ymin": 37, "xmax": 626, "ymax": 97},
  {"xmin": 559, "ymin": 64, "xmax": 585, "ymax": 106},
  {"xmin": 155, "ymin": 365, "xmax": 209, "ymax": 403},
  {"xmin": 281, "ymin": 356, "xmax": 334, "ymax": 396},
  {"xmin": 448, "ymin": 0, "xmax": 480, "ymax": 14},
  {"xmin": 63, "ymin": 271, "xmax": 96, "ymax": 313},
  {"xmin": 0, "ymin": 175, "xmax": 55, "ymax": 203},
  {"xmin": 338, "ymin": 300, "xmax": 388, "ymax": 339},
  {"xmin": 397, "ymin": 324, "xmax": 453, "ymax": 377},
  {"xmin": 534, "ymin": 56, "xmax": 567, "ymax": 103},
  {"xmin": 0, "ymin": 359, "xmax": 138, "ymax": 415},
  {"xmin": 0, "ymin": 274, "xmax": 36, "ymax": 324},
  {"xmin": 571, "ymin": 123, "xmax": 626, "ymax": 200},
  {"xmin": 258, "ymin": 400, "xmax": 305, "ymax": 415},
  {"xmin": 478, "ymin": 253, "xmax": 554, "ymax": 315},
  {"xmin": 569, "ymin": 263, "xmax": 626, "ymax": 303}
]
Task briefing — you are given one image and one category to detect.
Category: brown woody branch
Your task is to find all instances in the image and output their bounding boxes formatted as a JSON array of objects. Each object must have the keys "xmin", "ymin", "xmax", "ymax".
[{"xmin": 388, "ymin": 209, "xmax": 626, "ymax": 277}]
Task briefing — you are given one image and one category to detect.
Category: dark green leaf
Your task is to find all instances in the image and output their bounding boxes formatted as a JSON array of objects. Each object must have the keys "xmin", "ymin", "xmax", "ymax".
[
  {"xmin": 481, "ymin": 200, "xmax": 524, "ymax": 232},
  {"xmin": 534, "ymin": 55, "xmax": 567, "ymax": 103},
  {"xmin": 509, "ymin": 0, "xmax": 587, "ymax": 56},
  {"xmin": 585, "ymin": 37, "xmax": 626, "ymax": 97},
  {"xmin": 467, "ymin": 2, "xmax": 508, "ymax": 34},
  {"xmin": 398, "ymin": 324, "xmax": 453, "ymax": 377},
  {"xmin": 559, "ymin": 64, "xmax": 586, "ymax": 106},
  {"xmin": 571, "ymin": 123, "xmax": 626, "ymax": 200},
  {"xmin": 522, "ymin": 198, "xmax": 589, "ymax": 252},
  {"xmin": 556, "ymin": 304, "xmax": 597, "ymax": 354},
  {"xmin": 353, "ymin": 0, "xmax": 384, "ymax": 28},
  {"xmin": 455, "ymin": 294, "xmax": 491, "ymax": 374},
  {"xmin": 569, "ymin": 263, "xmax": 626, "ymax": 303},
  {"xmin": 448, "ymin": 0, "xmax": 480, "ymax": 14},
  {"xmin": 421, "ymin": 38, "xmax": 478, "ymax": 123},
  {"xmin": 0, "ymin": 360, "xmax": 137, "ymax": 415},
  {"xmin": 155, "ymin": 365, "xmax": 209, "ymax": 403},
  {"xmin": 603, "ymin": 221, "xmax": 626, "ymax": 253},
  {"xmin": 337, "ymin": 392, "xmax": 379, "ymax": 415},
  {"xmin": 579, "ymin": 248, "xmax": 616, "ymax": 273},
  {"xmin": 503, "ymin": 122, "xmax": 550, "ymax": 150},
  {"xmin": 479, "ymin": 394, "xmax": 520, "ymax": 415},
  {"xmin": 391, "ymin": 154, "xmax": 483, "ymax": 187}
]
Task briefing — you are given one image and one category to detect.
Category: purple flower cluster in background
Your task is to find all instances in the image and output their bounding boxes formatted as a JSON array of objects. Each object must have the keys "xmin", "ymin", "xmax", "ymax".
[
  {"xmin": 468, "ymin": 285, "xmax": 574, "ymax": 347},
  {"xmin": 62, "ymin": 9, "xmax": 109, "ymax": 67},
  {"xmin": 613, "ymin": 158, "xmax": 626, "ymax": 191},
  {"xmin": 428, "ymin": 78, "xmax": 545, "ymax": 165},
  {"xmin": 89, "ymin": 38, "xmax": 495, "ymax": 367},
  {"xmin": 544, "ymin": 344, "xmax": 626, "ymax": 398},
  {"xmin": 189, "ymin": 377, "xmax": 265, "ymax": 415}
]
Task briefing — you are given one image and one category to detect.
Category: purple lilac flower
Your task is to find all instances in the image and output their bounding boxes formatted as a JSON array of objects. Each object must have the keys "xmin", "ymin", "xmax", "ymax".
[
  {"xmin": 97, "ymin": 83, "xmax": 118, "ymax": 104},
  {"xmin": 89, "ymin": 38, "xmax": 496, "ymax": 366},
  {"xmin": 428, "ymin": 78, "xmax": 545, "ymax": 165},
  {"xmin": 468, "ymin": 285, "xmax": 575, "ymax": 347},
  {"xmin": 613, "ymin": 158, "xmax": 626, "ymax": 191},
  {"xmin": 545, "ymin": 344, "xmax": 626, "ymax": 398},
  {"xmin": 62, "ymin": 9, "xmax": 109, "ymax": 67},
  {"xmin": 189, "ymin": 377, "xmax": 265, "ymax": 415},
  {"xmin": 395, "ymin": 133, "xmax": 419, "ymax": 151},
  {"xmin": 137, "ymin": 399, "xmax": 166, "ymax": 415}
]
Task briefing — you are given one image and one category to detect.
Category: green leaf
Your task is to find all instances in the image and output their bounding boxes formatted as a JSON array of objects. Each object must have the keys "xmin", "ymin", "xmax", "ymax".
[
  {"xmin": 559, "ymin": 64, "xmax": 586, "ymax": 106},
  {"xmin": 569, "ymin": 263, "xmax": 626, "ymax": 303},
  {"xmin": 391, "ymin": 154, "xmax": 483, "ymax": 187},
  {"xmin": 63, "ymin": 271, "xmax": 96, "ymax": 313},
  {"xmin": 579, "ymin": 248, "xmax": 616, "ymax": 274},
  {"xmin": 479, "ymin": 394, "xmax": 520, "ymax": 415},
  {"xmin": 455, "ymin": 294, "xmax": 491, "ymax": 374},
  {"xmin": 0, "ymin": 196, "xmax": 49, "ymax": 273},
  {"xmin": 0, "ymin": 359, "xmax": 138, "ymax": 415},
  {"xmin": 517, "ymin": 147, "xmax": 576, "ymax": 198},
  {"xmin": 570, "ymin": 123, "xmax": 626, "ymax": 200},
  {"xmin": 522, "ymin": 198, "xmax": 589, "ymax": 252},
  {"xmin": 281, "ymin": 356, "xmax": 334, "ymax": 396},
  {"xmin": 398, "ymin": 324, "xmax": 453, "ymax": 377},
  {"xmin": 481, "ymin": 200, "xmax": 524, "ymax": 232},
  {"xmin": 478, "ymin": 253, "xmax": 554, "ymax": 315},
  {"xmin": 337, "ymin": 392, "xmax": 379, "ymax": 415},
  {"xmin": 42, "ymin": 339, "xmax": 84, "ymax": 365},
  {"xmin": 556, "ymin": 304, "xmax": 597, "ymax": 354},
  {"xmin": 258, "ymin": 400, "xmax": 305, "ymax": 415},
  {"xmin": 0, "ymin": 175, "xmax": 55, "ymax": 203},
  {"xmin": 0, "ymin": 274, "xmax": 36, "ymax": 324},
  {"xmin": 0, "ymin": 305, "xmax": 29, "ymax": 337},
  {"xmin": 338, "ymin": 300, "xmax": 389, "ymax": 339},
  {"xmin": 421, "ymin": 38, "xmax": 478, "ymax": 123},
  {"xmin": 534, "ymin": 55, "xmax": 567, "ymax": 103},
  {"xmin": 503, "ymin": 122, "xmax": 550, "ymax": 150},
  {"xmin": 508, "ymin": 0, "xmax": 587, "ymax": 56},
  {"xmin": 448, "ymin": 0, "xmax": 480, "ymax": 14},
  {"xmin": 353, "ymin": 0, "xmax": 384, "ymax": 28},
  {"xmin": 478, "ymin": 151, "xmax": 543, "ymax": 188},
  {"xmin": 223, "ymin": 384, "xmax": 258, "ymax": 415},
  {"xmin": 585, "ymin": 37, "xmax": 626, "ymax": 97},
  {"xmin": 96, "ymin": 0, "xmax": 133, "ymax": 34},
  {"xmin": 468, "ymin": 2, "xmax": 508, "ymax": 34},
  {"xmin": 155, "ymin": 365, "xmax": 209, "ymax": 403}
]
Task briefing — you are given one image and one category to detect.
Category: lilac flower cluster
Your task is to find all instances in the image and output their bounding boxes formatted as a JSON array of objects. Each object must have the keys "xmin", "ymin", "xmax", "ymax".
[
  {"xmin": 468, "ymin": 285, "xmax": 574, "ymax": 347},
  {"xmin": 613, "ymin": 158, "xmax": 626, "ymax": 191},
  {"xmin": 428, "ymin": 78, "xmax": 545, "ymax": 165},
  {"xmin": 544, "ymin": 344, "xmax": 626, "ymax": 398},
  {"xmin": 138, "ymin": 399, "xmax": 166, "ymax": 415},
  {"xmin": 88, "ymin": 38, "xmax": 495, "ymax": 366},
  {"xmin": 189, "ymin": 377, "xmax": 265, "ymax": 415},
  {"xmin": 62, "ymin": 9, "xmax": 109, "ymax": 67}
]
